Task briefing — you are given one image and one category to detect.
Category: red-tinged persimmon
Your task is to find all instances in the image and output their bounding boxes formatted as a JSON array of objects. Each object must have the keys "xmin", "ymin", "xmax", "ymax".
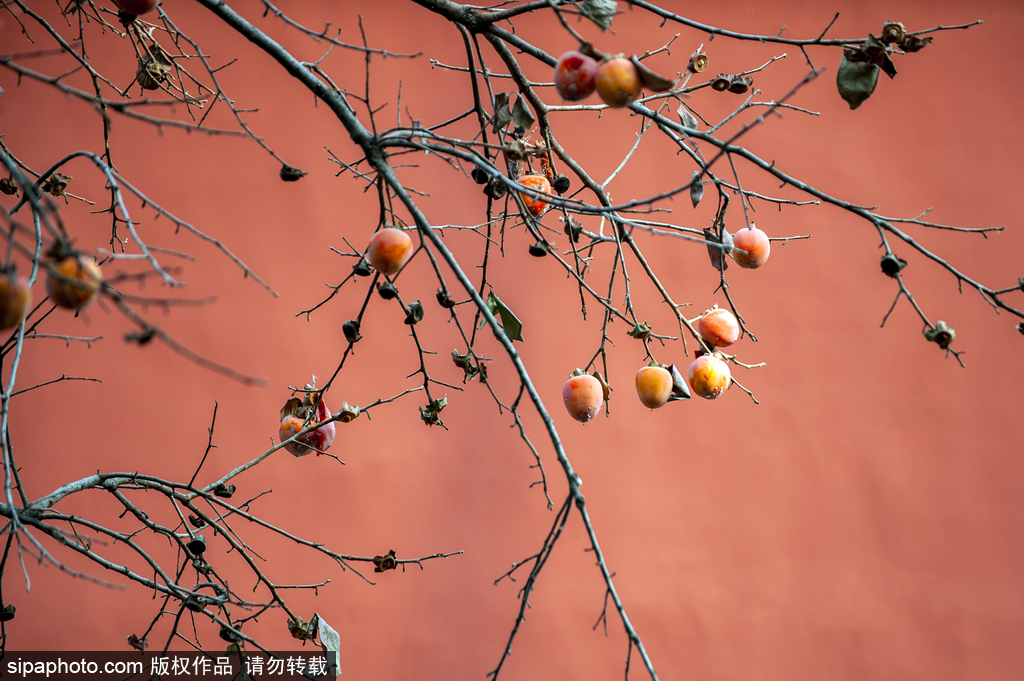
[
  {"xmin": 596, "ymin": 57, "xmax": 642, "ymax": 108},
  {"xmin": 519, "ymin": 174, "xmax": 552, "ymax": 217},
  {"xmin": 635, "ymin": 365, "xmax": 672, "ymax": 409},
  {"xmin": 114, "ymin": 0, "xmax": 158, "ymax": 15},
  {"xmin": 367, "ymin": 227, "xmax": 414, "ymax": 276},
  {"xmin": 562, "ymin": 371, "xmax": 603, "ymax": 423},
  {"xmin": 731, "ymin": 225, "xmax": 770, "ymax": 269},
  {"xmin": 46, "ymin": 256, "xmax": 102, "ymax": 311},
  {"xmin": 0, "ymin": 274, "xmax": 31, "ymax": 331},
  {"xmin": 554, "ymin": 51, "xmax": 599, "ymax": 101},
  {"xmin": 688, "ymin": 355, "xmax": 731, "ymax": 399},
  {"xmin": 697, "ymin": 306, "xmax": 740, "ymax": 348},
  {"xmin": 278, "ymin": 391, "xmax": 336, "ymax": 457}
]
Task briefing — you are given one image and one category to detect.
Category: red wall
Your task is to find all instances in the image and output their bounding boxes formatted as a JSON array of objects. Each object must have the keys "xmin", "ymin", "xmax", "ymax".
[{"xmin": 1, "ymin": 1, "xmax": 1022, "ymax": 679}]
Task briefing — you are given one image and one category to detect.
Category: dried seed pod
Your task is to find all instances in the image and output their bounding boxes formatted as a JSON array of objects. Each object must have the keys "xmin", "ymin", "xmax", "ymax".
[
  {"xmin": 880, "ymin": 253, "xmax": 907, "ymax": 277},
  {"xmin": 184, "ymin": 597, "xmax": 206, "ymax": 613},
  {"xmin": 280, "ymin": 165, "xmax": 306, "ymax": 181},
  {"xmin": 0, "ymin": 605, "xmax": 15, "ymax": 622},
  {"xmin": 373, "ymin": 549, "xmax": 398, "ymax": 573},
  {"xmin": 552, "ymin": 174, "xmax": 571, "ymax": 194},
  {"xmin": 337, "ymin": 401, "xmax": 360, "ymax": 423},
  {"xmin": 352, "ymin": 258, "xmax": 372, "ymax": 277},
  {"xmin": 187, "ymin": 534, "xmax": 207, "ymax": 556},
  {"xmin": 727, "ymin": 75, "xmax": 753, "ymax": 94},
  {"xmin": 687, "ymin": 50, "xmax": 709, "ymax": 73},
  {"xmin": 136, "ymin": 49, "xmax": 171, "ymax": 90},
  {"xmin": 881, "ymin": 21, "xmax": 906, "ymax": 44},
  {"xmin": 471, "ymin": 165, "xmax": 489, "ymax": 184},
  {"xmin": 404, "ymin": 301, "xmax": 424, "ymax": 325},
  {"xmin": 41, "ymin": 172, "xmax": 71, "ymax": 197},
  {"xmin": 376, "ymin": 281, "xmax": 397, "ymax": 300},
  {"xmin": 343, "ymin": 320, "xmax": 362, "ymax": 344},
  {"xmin": 710, "ymin": 74, "xmax": 732, "ymax": 92},
  {"xmin": 484, "ymin": 177, "xmax": 506, "ymax": 200},
  {"xmin": 923, "ymin": 320, "xmax": 955, "ymax": 350},
  {"xmin": 219, "ymin": 625, "xmax": 242, "ymax": 643},
  {"xmin": 436, "ymin": 287, "xmax": 456, "ymax": 309},
  {"xmin": 529, "ymin": 241, "xmax": 550, "ymax": 257},
  {"xmin": 0, "ymin": 178, "xmax": 18, "ymax": 196},
  {"xmin": 627, "ymin": 321, "xmax": 652, "ymax": 341},
  {"xmin": 213, "ymin": 484, "xmax": 235, "ymax": 499}
]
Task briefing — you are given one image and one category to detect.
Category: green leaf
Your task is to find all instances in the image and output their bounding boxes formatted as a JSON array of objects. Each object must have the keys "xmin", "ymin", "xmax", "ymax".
[
  {"xmin": 486, "ymin": 290, "xmax": 525, "ymax": 342},
  {"xmin": 837, "ymin": 53, "xmax": 879, "ymax": 110}
]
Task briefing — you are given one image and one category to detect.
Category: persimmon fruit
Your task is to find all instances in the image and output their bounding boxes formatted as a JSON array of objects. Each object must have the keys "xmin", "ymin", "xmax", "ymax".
[
  {"xmin": 697, "ymin": 307, "xmax": 740, "ymax": 348},
  {"xmin": 0, "ymin": 274, "xmax": 31, "ymax": 330},
  {"xmin": 278, "ymin": 392, "xmax": 336, "ymax": 457},
  {"xmin": 46, "ymin": 256, "xmax": 102, "ymax": 310},
  {"xmin": 596, "ymin": 57, "xmax": 642, "ymax": 108},
  {"xmin": 367, "ymin": 227, "xmax": 413, "ymax": 276},
  {"xmin": 519, "ymin": 174, "xmax": 552, "ymax": 217},
  {"xmin": 114, "ymin": 0, "xmax": 158, "ymax": 15},
  {"xmin": 635, "ymin": 365, "xmax": 672, "ymax": 409},
  {"xmin": 731, "ymin": 225, "xmax": 770, "ymax": 269},
  {"xmin": 688, "ymin": 355, "xmax": 731, "ymax": 399},
  {"xmin": 554, "ymin": 51, "xmax": 599, "ymax": 101},
  {"xmin": 562, "ymin": 372, "xmax": 603, "ymax": 423}
]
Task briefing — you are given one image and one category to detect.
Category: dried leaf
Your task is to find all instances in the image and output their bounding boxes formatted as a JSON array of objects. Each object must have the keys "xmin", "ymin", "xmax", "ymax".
[
  {"xmin": 666, "ymin": 364, "xmax": 690, "ymax": 401},
  {"xmin": 703, "ymin": 228, "xmax": 728, "ymax": 271},
  {"xmin": 486, "ymin": 290, "xmax": 524, "ymax": 342},
  {"xmin": 511, "ymin": 95, "xmax": 535, "ymax": 130},
  {"xmin": 689, "ymin": 170, "xmax": 703, "ymax": 208},
  {"xmin": 631, "ymin": 55, "xmax": 674, "ymax": 92},
  {"xmin": 837, "ymin": 51, "xmax": 879, "ymax": 109},
  {"xmin": 581, "ymin": 0, "xmax": 617, "ymax": 30},
  {"xmin": 316, "ymin": 613, "xmax": 341, "ymax": 678},
  {"xmin": 900, "ymin": 35, "xmax": 932, "ymax": 52},
  {"xmin": 491, "ymin": 93, "xmax": 513, "ymax": 133},
  {"xmin": 677, "ymin": 104, "xmax": 698, "ymax": 130},
  {"xmin": 279, "ymin": 397, "xmax": 302, "ymax": 421}
]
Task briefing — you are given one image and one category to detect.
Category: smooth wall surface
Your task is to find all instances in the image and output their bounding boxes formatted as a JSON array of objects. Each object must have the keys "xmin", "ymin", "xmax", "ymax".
[{"xmin": 1, "ymin": 1, "xmax": 1022, "ymax": 679}]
